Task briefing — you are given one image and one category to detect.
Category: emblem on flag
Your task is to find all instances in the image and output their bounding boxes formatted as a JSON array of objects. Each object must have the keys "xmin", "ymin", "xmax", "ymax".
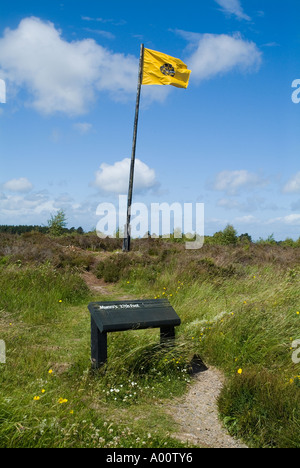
[{"xmin": 160, "ymin": 63, "xmax": 176, "ymax": 77}]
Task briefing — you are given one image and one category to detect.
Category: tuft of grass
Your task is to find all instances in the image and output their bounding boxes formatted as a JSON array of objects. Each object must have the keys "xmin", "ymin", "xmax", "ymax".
[
  {"xmin": 219, "ymin": 369, "xmax": 300, "ymax": 448},
  {"xmin": 0, "ymin": 263, "xmax": 91, "ymax": 324}
]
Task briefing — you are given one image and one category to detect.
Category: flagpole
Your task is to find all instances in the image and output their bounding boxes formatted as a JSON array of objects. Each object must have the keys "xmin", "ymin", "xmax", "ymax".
[{"xmin": 123, "ymin": 43, "xmax": 144, "ymax": 252}]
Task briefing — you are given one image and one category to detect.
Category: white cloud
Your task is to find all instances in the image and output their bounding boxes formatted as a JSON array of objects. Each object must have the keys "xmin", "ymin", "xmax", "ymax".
[
  {"xmin": 0, "ymin": 17, "xmax": 165, "ymax": 116},
  {"xmin": 73, "ymin": 122, "xmax": 93, "ymax": 134},
  {"xmin": 0, "ymin": 183, "xmax": 108, "ymax": 229},
  {"xmin": 283, "ymin": 172, "xmax": 300, "ymax": 193},
  {"xmin": 217, "ymin": 196, "xmax": 280, "ymax": 213},
  {"xmin": 217, "ymin": 198, "xmax": 241, "ymax": 209},
  {"xmin": 83, "ymin": 28, "xmax": 116, "ymax": 40},
  {"xmin": 0, "ymin": 189, "xmax": 95, "ymax": 226},
  {"xmin": 0, "ymin": 191, "xmax": 54, "ymax": 216},
  {"xmin": 186, "ymin": 33, "xmax": 261, "ymax": 82},
  {"xmin": 212, "ymin": 170, "xmax": 268, "ymax": 195},
  {"xmin": 267, "ymin": 214, "xmax": 300, "ymax": 226},
  {"xmin": 93, "ymin": 158, "xmax": 157, "ymax": 194},
  {"xmin": 3, "ymin": 177, "xmax": 33, "ymax": 193},
  {"xmin": 214, "ymin": 0, "xmax": 251, "ymax": 21},
  {"xmin": 234, "ymin": 215, "xmax": 259, "ymax": 224},
  {"xmin": 81, "ymin": 16, "xmax": 127, "ymax": 27}
]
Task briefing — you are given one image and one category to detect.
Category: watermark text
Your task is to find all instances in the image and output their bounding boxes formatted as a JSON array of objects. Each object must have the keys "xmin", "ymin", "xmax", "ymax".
[
  {"xmin": 0, "ymin": 78, "xmax": 6, "ymax": 104},
  {"xmin": 291, "ymin": 79, "xmax": 300, "ymax": 104},
  {"xmin": 292, "ymin": 339, "xmax": 300, "ymax": 364},
  {"xmin": 0, "ymin": 340, "xmax": 6, "ymax": 364},
  {"xmin": 96, "ymin": 196, "xmax": 204, "ymax": 250}
]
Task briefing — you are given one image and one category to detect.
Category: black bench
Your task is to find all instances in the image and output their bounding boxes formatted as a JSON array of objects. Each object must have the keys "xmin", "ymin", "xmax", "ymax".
[{"xmin": 88, "ymin": 299, "xmax": 181, "ymax": 369}]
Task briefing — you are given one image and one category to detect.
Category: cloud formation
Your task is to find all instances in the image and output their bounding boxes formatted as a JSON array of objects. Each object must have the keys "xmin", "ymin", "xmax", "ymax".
[
  {"xmin": 214, "ymin": 0, "xmax": 251, "ymax": 21},
  {"xmin": 93, "ymin": 158, "xmax": 157, "ymax": 194},
  {"xmin": 283, "ymin": 172, "xmax": 300, "ymax": 193},
  {"xmin": 186, "ymin": 33, "xmax": 261, "ymax": 81},
  {"xmin": 268, "ymin": 214, "xmax": 300, "ymax": 226},
  {"xmin": 0, "ymin": 17, "xmax": 141, "ymax": 115},
  {"xmin": 0, "ymin": 18, "xmax": 261, "ymax": 115},
  {"xmin": 73, "ymin": 122, "xmax": 93, "ymax": 134},
  {"xmin": 3, "ymin": 177, "xmax": 33, "ymax": 193},
  {"xmin": 212, "ymin": 170, "xmax": 268, "ymax": 195}
]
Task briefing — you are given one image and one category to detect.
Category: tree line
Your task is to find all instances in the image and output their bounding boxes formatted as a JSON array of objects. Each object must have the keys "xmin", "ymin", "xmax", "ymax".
[{"xmin": 0, "ymin": 225, "xmax": 85, "ymax": 235}]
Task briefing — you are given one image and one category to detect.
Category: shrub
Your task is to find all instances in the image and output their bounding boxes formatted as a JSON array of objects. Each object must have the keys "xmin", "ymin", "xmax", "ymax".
[{"xmin": 95, "ymin": 255, "xmax": 132, "ymax": 283}]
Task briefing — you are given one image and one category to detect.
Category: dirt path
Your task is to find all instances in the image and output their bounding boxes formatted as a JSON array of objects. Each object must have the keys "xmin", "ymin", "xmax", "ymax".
[
  {"xmin": 166, "ymin": 366, "xmax": 248, "ymax": 448},
  {"xmin": 82, "ymin": 271, "xmax": 247, "ymax": 448},
  {"xmin": 81, "ymin": 271, "xmax": 112, "ymax": 296},
  {"xmin": 81, "ymin": 271, "xmax": 136, "ymax": 301}
]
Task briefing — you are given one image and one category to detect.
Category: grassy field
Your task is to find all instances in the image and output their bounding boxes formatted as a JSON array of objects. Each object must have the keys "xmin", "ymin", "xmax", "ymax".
[{"xmin": 0, "ymin": 231, "xmax": 299, "ymax": 448}]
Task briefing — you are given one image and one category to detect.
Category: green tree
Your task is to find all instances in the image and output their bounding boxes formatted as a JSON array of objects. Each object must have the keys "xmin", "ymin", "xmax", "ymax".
[
  {"xmin": 48, "ymin": 210, "xmax": 67, "ymax": 237},
  {"xmin": 221, "ymin": 224, "xmax": 238, "ymax": 245},
  {"xmin": 239, "ymin": 233, "xmax": 252, "ymax": 244},
  {"xmin": 212, "ymin": 224, "xmax": 238, "ymax": 245}
]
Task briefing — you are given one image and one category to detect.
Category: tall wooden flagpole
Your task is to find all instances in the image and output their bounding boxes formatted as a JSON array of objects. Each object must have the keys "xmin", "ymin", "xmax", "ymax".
[{"xmin": 123, "ymin": 44, "xmax": 144, "ymax": 252}]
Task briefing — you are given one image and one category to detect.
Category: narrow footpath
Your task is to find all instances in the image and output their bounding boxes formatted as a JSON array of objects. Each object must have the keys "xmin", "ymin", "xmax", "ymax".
[{"xmin": 166, "ymin": 367, "xmax": 248, "ymax": 448}]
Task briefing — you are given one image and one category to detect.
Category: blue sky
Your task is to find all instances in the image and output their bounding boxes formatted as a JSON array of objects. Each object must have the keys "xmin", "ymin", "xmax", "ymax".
[{"xmin": 0, "ymin": 0, "xmax": 300, "ymax": 240}]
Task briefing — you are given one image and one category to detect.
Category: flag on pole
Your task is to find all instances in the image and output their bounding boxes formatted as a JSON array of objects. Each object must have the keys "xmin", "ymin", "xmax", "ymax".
[
  {"xmin": 142, "ymin": 48, "xmax": 191, "ymax": 89},
  {"xmin": 123, "ymin": 44, "xmax": 191, "ymax": 252},
  {"xmin": 0, "ymin": 79, "xmax": 6, "ymax": 104}
]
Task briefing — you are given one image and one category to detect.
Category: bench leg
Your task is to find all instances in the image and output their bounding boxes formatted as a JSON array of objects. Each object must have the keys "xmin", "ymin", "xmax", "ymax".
[
  {"xmin": 160, "ymin": 326, "xmax": 175, "ymax": 344},
  {"xmin": 91, "ymin": 317, "xmax": 107, "ymax": 369}
]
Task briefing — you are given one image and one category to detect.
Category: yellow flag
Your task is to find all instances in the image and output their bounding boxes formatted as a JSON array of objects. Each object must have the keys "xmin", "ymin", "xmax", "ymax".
[{"xmin": 142, "ymin": 48, "xmax": 191, "ymax": 89}]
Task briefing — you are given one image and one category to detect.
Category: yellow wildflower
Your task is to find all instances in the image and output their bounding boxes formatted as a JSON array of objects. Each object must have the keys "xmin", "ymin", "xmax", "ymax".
[{"xmin": 58, "ymin": 398, "xmax": 68, "ymax": 404}]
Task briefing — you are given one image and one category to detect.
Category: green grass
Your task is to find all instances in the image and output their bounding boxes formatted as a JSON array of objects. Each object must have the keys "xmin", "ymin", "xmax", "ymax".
[
  {"xmin": 0, "ymin": 237, "xmax": 300, "ymax": 448},
  {"xmin": 0, "ymin": 262, "xmax": 91, "ymax": 324},
  {"xmin": 122, "ymin": 258, "xmax": 300, "ymax": 448},
  {"xmin": 0, "ymin": 262, "xmax": 194, "ymax": 448}
]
